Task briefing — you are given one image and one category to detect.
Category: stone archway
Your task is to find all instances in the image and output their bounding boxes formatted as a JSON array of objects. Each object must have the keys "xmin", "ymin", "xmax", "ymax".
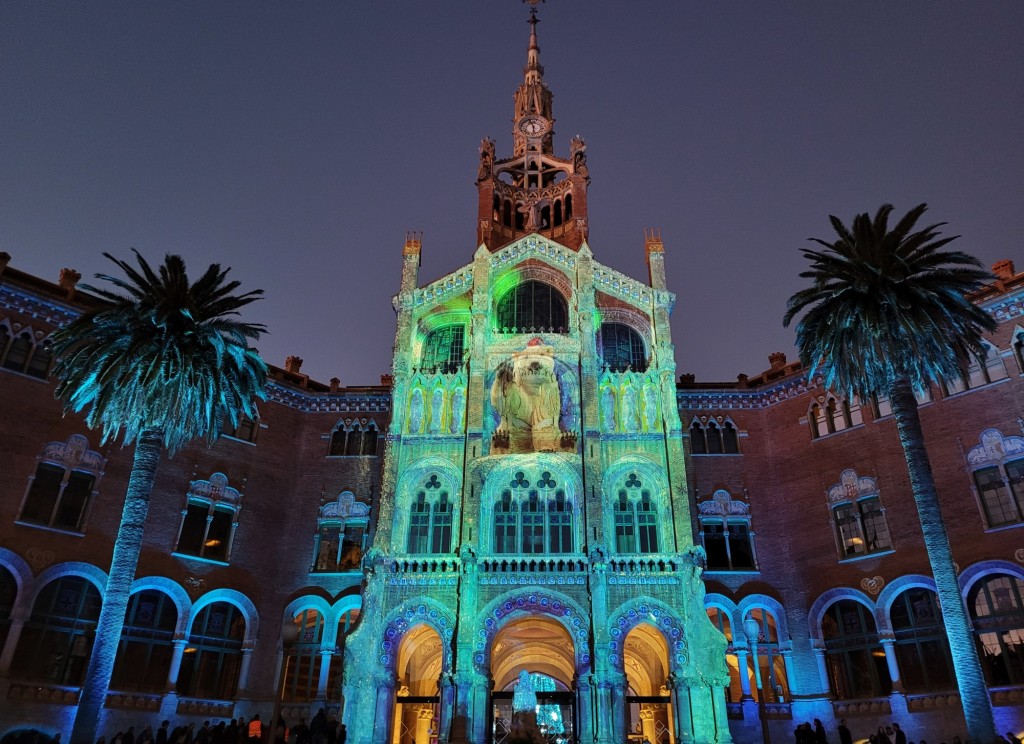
[{"xmin": 393, "ymin": 624, "xmax": 444, "ymax": 744}]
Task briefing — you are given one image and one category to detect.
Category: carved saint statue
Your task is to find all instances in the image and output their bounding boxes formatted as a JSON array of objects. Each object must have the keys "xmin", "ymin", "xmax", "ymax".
[
  {"xmin": 409, "ymin": 388, "xmax": 424, "ymax": 434},
  {"xmin": 491, "ymin": 339, "xmax": 562, "ymax": 453},
  {"xmin": 512, "ymin": 670, "xmax": 537, "ymax": 713},
  {"xmin": 601, "ymin": 387, "xmax": 616, "ymax": 432}
]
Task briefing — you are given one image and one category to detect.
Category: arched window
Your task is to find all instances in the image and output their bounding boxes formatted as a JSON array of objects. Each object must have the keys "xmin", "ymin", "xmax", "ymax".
[
  {"xmin": 613, "ymin": 473, "xmax": 659, "ymax": 554},
  {"xmin": 890, "ymin": 588, "xmax": 954, "ymax": 692},
  {"xmin": 689, "ymin": 420, "xmax": 707, "ymax": 454},
  {"xmin": 495, "ymin": 281, "xmax": 567, "ymax": 334},
  {"xmin": 221, "ymin": 415, "xmax": 258, "ymax": 444},
  {"xmin": 328, "ymin": 419, "xmax": 379, "ymax": 457},
  {"xmin": 492, "ymin": 471, "xmax": 575, "ymax": 554},
  {"xmin": 421, "ymin": 325, "xmax": 465, "ymax": 374},
  {"xmin": 2, "ymin": 331, "xmax": 33, "ymax": 373},
  {"xmin": 600, "ymin": 323, "xmax": 647, "ymax": 372},
  {"xmin": 707, "ymin": 608, "xmax": 741, "ymax": 702},
  {"xmin": 494, "ymin": 491, "xmax": 518, "ymax": 553},
  {"xmin": 0, "ymin": 325, "xmax": 10, "ymax": 361},
  {"xmin": 1015, "ymin": 331, "xmax": 1024, "ymax": 374},
  {"xmin": 945, "ymin": 343, "xmax": 1008, "ymax": 394},
  {"xmin": 110, "ymin": 590, "xmax": 177, "ymax": 692},
  {"xmin": 821, "ymin": 600, "xmax": 891, "ymax": 699},
  {"xmin": 283, "ymin": 608, "xmax": 326, "ymax": 702},
  {"xmin": 12, "ymin": 575, "xmax": 101, "ymax": 685},
  {"xmin": 706, "ymin": 421, "xmax": 723, "ymax": 454},
  {"xmin": 969, "ymin": 573, "xmax": 1024, "ymax": 686},
  {"xmin": 973, "ymin": 458, "xmax": 1024, "ymax": 528},
  {"xmin": 406, "ymin": 476, "xmax": 452, "ymax": 555},
  {"xmin": 701, "ymin": 520, "xmax": 755, "ymax": 570},
  {"xmin": 177, "ymin": 601, "xmax": 245, "ymax": 700},
  {"xmin": 25, "ymin": 337, "xmax": 53, "ymax": 379},
  {"xmin": 0, "ymin": 566, "xmax": 16, "ymax": 652},
  {"xmin": 811, "ymin": 396, "xmax": 862, "ymax": 438},
  {"xmin": 327, "ymin": 608, "xmax": 360, "ymax": 697},
  {"xmin": 722, "ymin": 422, "xmax": 739, "ymax": 454},
  {"xmin": 19, "ymin": 435, "xmax": 103, "ymax": 533},
  {"xmin": 177, "ymin": 502, "xmax": 236, "ymax": 563},
  {"xmin": 744, "ymin": 608, "xmax": 790, "ymax": 703}
]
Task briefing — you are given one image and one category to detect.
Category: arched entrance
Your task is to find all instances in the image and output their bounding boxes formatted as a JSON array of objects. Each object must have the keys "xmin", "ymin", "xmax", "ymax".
[
  {"xmin": 489, "ymin": 616, "xmax": 576, "ymax": 744},
  {"xmin": 624, "ymin": 623, "xmax": 674, "ymax": 744},
  {"xmin": 393, "ymin": 624, "xmax": 443, "ymax": 744}
]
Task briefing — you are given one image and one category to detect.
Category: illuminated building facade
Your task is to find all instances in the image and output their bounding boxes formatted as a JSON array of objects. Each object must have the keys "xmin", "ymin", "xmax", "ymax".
[{"xmin": 1, "ymin": 9, "xmax": 1023, "ymax": 744}]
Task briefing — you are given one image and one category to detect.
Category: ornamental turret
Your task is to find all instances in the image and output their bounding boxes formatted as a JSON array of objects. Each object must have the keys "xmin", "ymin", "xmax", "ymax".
[{"xmin": 475, "ymin": 5, "xmax": 590, "ymax": 251}]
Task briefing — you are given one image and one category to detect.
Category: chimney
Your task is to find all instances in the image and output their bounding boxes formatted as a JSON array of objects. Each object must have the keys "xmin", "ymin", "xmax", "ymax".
[
  {"xmin": 768, "ymin": 351, "xmax": 787, "ymax": 370},
  {"xmin": 380, "ymin": 374, "xmax": 394, "ymax": 386},
  {"xmin": 284, "ymin": 356, "xmax": 303, "ymax": 374},
  {"xmin": 644, "ymin": 228, "xmax": 667, "ymax": 290},
  {"xmin": 679, "ymin": 373, "xmax": 695, "ymax": 384},
  {"xmin": 737, "ymin": 373, "xmax": 749, "ymax": 387},
  {"xmin": 329, "ymin": 377, "xmax": 341, "ymax": 393},
  {"xmin": 0, "ymin": 252, "xmax": 10, "ymax": 277},
  {"xmin": 992, "ymin": 259, "xmax": 1016, "ymax": 281},
  {"xmin": 59, "ymin": 268, "xmax": 82, "ymax": 299},
  {"xmin": 400, "ymin": 231, "xmax": 422, "ymax": 293}
]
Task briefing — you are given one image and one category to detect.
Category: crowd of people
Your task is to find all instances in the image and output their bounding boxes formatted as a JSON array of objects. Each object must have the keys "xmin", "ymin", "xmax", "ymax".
[{"xmin": 794, "ymin": 719, "xmax": 1024, "ymax": 744}]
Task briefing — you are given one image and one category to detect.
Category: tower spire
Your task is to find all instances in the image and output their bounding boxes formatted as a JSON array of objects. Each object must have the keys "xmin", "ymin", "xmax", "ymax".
[{"xmin": 525, "ymin": 3, "xmax": 543, "ymax": 84}]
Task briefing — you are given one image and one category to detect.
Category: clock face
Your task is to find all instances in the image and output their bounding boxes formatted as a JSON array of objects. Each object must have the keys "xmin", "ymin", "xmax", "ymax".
[{"xmin": 518, "ymin": 117, "xmax": 548, "ymax": 137}]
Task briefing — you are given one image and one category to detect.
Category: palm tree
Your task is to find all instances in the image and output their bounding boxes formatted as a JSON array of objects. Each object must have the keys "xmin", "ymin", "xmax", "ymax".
[
  {"xmin": 784, "ymin": 203, "xmax": 997, "ymax": 743},
  {"xmin": 52, "ymin": 250, "xmax": 267, "ymax": 744}
]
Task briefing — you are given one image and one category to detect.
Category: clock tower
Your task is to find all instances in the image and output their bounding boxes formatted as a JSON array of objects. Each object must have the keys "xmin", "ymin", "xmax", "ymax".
[{"xmin": 476, "ymin": 6, "xmax": 591, "ymax": 251}]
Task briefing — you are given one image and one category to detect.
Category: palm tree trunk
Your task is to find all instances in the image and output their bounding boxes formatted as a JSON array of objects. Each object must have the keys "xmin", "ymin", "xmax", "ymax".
[
  {"xmin": 70, "ymin": 428, "xmax": 163, "ymax": 744},
  {"xmin": 889, "ymin": 378, "xmax": 995, "ymax": 743}
]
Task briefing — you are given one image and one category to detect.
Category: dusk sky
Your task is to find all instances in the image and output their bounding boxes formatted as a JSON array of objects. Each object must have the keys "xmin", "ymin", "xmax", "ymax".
[{"xmin": 3, "ymin": 2, "xmax": 1022, "ymax": 386}]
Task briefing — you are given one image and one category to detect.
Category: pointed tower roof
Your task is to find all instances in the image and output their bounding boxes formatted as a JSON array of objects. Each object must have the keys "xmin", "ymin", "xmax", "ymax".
[{"xmin": 474, "ymin": 3, "xmax": 590, "ymax": 252}]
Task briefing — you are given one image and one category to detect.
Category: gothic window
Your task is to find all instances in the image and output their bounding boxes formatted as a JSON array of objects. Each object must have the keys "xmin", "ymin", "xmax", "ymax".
[
  {"xmin": 833, "ymin": 496, "xmax": 892, "ymax": 558},
  {"xmin": 18, "ymin": 437, "xmax": 103, "ymax": 533},
  {"xmin": 889, "ymin": 588, "xmax": 955, "ymax": 693},
  {"xmin": 944, "ymin": 343, "xmax": 1009, "ymax": 395},
  {"xmin": 969, "ymin": 573, "xmax": 1024, "ymax": 686},
  {"xmin": 110, "ymin": 590, "xmax": 177, "ymax": 692},
  {"xmin": 0, "ymin": 567, "xmax": 15, "ymax": 652},
  {"xmin": 176, "ymin": 601, "xmax": 245, "ymax": 700},
  {"xmin": 492, "ymin": 471, "xmax": 575, "ymax": 554},
  {"xmin": 1015, "ymin": 330, "xmax": 1024, "ymax": 374},
  {"xmin": 222, "ymin": 415, "xmax": 258, "ymax": 444},
  {"xmin": 25, "ymin": 337, "xmax": 53, "ymax": 378},
  {"xmin": 283, "ymin": 608, "xmax": 326, "ymax": 702},
  {"xmin": 421, "ymin": 324, "xmax": 465, "ymax": 374},
  {"xmin": 973, "ymin": 459, "xmax": 1024, "ymax": 527},
  {"xmin": 744, "ymin": 608, "xmax": 790, "ymax": 703},
  {"xmin": 821, "ymin": 599, "xmax": 892, "ymax": 700},
  {"xmin": 405, "ymin": 476, "xmax": 452, "ymax": 555},
  {"xmin": 495, "ymin": 281, "xmax": 568, "ymax": 334},
  {"xmin": 690, "ymin": 419, "xmax": 739, "ymax": 454},
  {"xmin": 871, "ymin": 388, "xmax": 931, "ymax": 419},
  {"xmin": 176, "ymin": 500, "xmax": 236, "ymax": 563},
  {"xmin": 810, "ymin": 396, "xmax": 862, "ymax": 438},
  {"xmin": 494, "ymin": 491, "xmax": 518, "ymax": 553},
  {"xmin": 328, "ymin": 419, "xmax": 379, "ymax": 457},
  {"xmin": 613, "ymin": 474, "xmax": 659, "ymax": 554},
  {"xmin": 11, "ymin": 575, "xmax": 101, "ymax": 685},
  {"xmin": 600, "ymin": 323, "xmax": 647, "ymax": 372},
  {"xmin": 689, "ymin": 419, "xmax": 706, "ymax": 454},
  {"xmin": 2, "ymin": 331, "xmax": 33, "ymax": 373}
]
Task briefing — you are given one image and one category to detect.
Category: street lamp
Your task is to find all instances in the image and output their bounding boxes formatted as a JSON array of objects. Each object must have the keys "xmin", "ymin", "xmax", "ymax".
[
  {"xmin": 271, "ymin": 619, "xmax": 302, "ymax": 742},
  {"xmin": 743, "ymin": 616, "xmax": 772, "ymax": 744}
]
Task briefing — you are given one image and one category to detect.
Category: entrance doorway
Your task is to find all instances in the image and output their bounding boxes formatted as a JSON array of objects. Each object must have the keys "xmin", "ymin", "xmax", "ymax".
[
  {"xmin": 623, "ymin": 623, "xmax": 674, "ymax": 744},
  {"xmin": 392, "ymin": 624, "xmax": 442, "ymax": 744},
  {"xmin": 489, "ymin": 616, "xmax": 577, "ymax": 744}
]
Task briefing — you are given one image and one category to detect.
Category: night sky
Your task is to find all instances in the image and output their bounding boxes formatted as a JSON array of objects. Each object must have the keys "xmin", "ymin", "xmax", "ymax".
[{"xmin": 3, "ymin": 2, "xmax": 1022, "ymax": 386}]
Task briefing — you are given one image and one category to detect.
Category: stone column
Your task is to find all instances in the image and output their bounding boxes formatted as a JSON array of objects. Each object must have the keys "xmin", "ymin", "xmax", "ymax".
[
  {"xmin": 668, "ymin": 674, "xmax": 692, "ymax": 744},
  {"xmin": 576, "ymin": 673, "xmax": 596, "ymax": 744},
  {"xmin": 780, "ymin": 649, "xmax": 796, "ymax": 701},
  {"xmin": 166, "ymin": 636, "xmax": 189, "ymax": 689},
  {"xmin": 733, "ymin": 649, "xmax": 752, "ymax": 700},
  {"xmin": 237, "ymin": 643, "xmax": 255, "ymax": 694},
  {"xmin": 372, "ymin": 674, "xmax": 397, "ymax": 744},
  {"xmin": 879, "ymin": 635, "xmax": 903, "ymax": 693},
  {"xmin": 437, "ymin": 673, "xmax": 455, "ymax": 743},
  {"xmin": 0, "ymin": 611, "xmax": 27, "ymax": 674},
  {"xmin": 317, "ymin": 647, "xmax": 334, "ymax": 700},
  {"xmin": 607, "ymin": 673, "xmax": 628, "ymax": 744},
  {"xmin": 812, "ymin": 644, "xmax": 830, "ymax": 694},
  {"xmin": 711, "ymin": 685, "xmax": 734, "ymax": 744}
]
